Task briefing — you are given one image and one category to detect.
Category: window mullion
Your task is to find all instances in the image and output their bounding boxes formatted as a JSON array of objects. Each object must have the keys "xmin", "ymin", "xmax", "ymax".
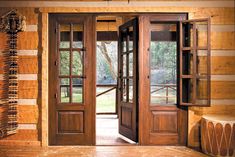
[
  {"xmin": 70, "ymin": 23, "xmax": 73, "ymax": 103},
  {"xmin": 192, "ymin": 22, "xmax": 197, "ymax": 104}
]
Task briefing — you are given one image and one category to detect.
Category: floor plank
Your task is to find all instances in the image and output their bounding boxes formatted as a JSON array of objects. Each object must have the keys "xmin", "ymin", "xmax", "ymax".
[{"xmin": 0, "ymin": 146, "xmax": 208, "ymax": 157}]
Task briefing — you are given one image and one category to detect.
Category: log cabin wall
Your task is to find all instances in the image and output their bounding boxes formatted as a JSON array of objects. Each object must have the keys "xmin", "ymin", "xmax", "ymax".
[{"xmin": 0, "ymin": 0, "xmax": 234, "ymax": 148}]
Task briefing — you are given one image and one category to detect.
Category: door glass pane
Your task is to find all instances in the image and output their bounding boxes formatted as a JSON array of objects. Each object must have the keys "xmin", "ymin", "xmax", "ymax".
[
  {"xmin": 122, "ymin": 79, "xmax": 127, "ymax": 102},
  {"xmin": 122, "ymin": 37, "xmax": 127, "ymax": 52},
  {"xmin": 129, "ymin": 53, "xmax": 133, "ymax": 77},
  {"xmin": 129, "ymin": 79, "xmax": 133, "ymax": 103},
  {"xmin": 150, "ymin": 23, "xmax": 177, "ymax": 105},
  {"xmin": 60, "ymin": 51, "xmax": 70, "ymax": 75},
  {"xmin": 123, "ymin": 54, "xmax": 126, "ymax": 77},
  {"xmin": 72, "ymin": 24, "xmax": 83, "ymax": 48},
  {"xmin": 129, "ymin": 27, "xmax": 134, "ymax": 51},
  {"xmin": 60, "ymin": 24, "xmax": 70, "ymax": 48},
  {"xmin": 60, "ymin": 78, "xmax": 70, "ymax": 103},
  {"xmin": 72, "ymin": 78, "xmax": 83, "ymax": 103},
  {"xmin": 72, "ymin": 51, "xmax": 83, "ymax": 76}
]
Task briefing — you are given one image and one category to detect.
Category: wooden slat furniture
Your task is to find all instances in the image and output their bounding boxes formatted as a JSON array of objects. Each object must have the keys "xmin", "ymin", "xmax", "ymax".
[{"xmin": 201, "ymin": 114, "xmax": 235, "ymax": 157}]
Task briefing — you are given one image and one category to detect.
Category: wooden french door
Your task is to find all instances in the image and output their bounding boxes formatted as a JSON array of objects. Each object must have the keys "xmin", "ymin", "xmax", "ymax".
[
  {"xmin": 49, "ymin": 14, "xmax": 96, "ymax": 145},
  {"xmin": 138, "ymin": 15, "xmax": 188, "ymax": 145},
  {"xmin": 118, "ymin": 18, "xmax": 138, "ymax": 142}
]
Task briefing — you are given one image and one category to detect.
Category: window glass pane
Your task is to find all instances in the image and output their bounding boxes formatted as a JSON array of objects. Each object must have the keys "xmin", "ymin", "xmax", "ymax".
[
  {"xmin": 182, "ymin": 23, "xmax": 193, "ymax": 47},
  {"xmin": 150, "ymin": 24, "xmax": 177, "ymax": 105},
  {"xmin": 197, "ymin": 50, "xmax": 208, "ymax": 76},
  {"xmin": 60, "ymin": 24, "xmax": 70, "ymax": 48},
  {"xmin": 196, "ymin": 78, "xmax": 208, "ymax": 105},
  {"xmin": 129, "ymin": 79, "xmax": 133, "ymax": 103},
  {"xmin": 60, "ymin": 78, "xmax": 70, "ymax": 103},
  {"xmin": 182, "ymin": 78, "xmax": 193, "ymax": 103},
  {"xmin": 72, "ymin": 78, "xmax": 83, "ymax": 103},
  {"xmin": 72, "ymin": 51, "xmax": 83, "ymax": 76},
  {"xmin": 182, "ymin": 51, "xmax": 193, "ymax": 75},
  {"xmin": 122, "ymin": 79, "xmax": 127, "ymax": 102},
  {"xmin": 123, "ymin": 54, "xmax": 126, "ymax": 77},
  {"xmin": 60, "ymin": 51, "xmax": 70, "ymax": 75},
  {"xmin": 196, "ymin": 21, "xmax": 208, "ymax": 48},
  {"xmin": 72, "ymin": 24, "xmax": 83, "ymax": 48}
]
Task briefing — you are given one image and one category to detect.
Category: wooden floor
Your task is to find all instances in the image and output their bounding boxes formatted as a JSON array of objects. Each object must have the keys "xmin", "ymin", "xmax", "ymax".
[
  {"xmin": 96, "ymin": 115, "xmax": 134, "ymax": 145},
  {"xmin": 0, "ymin": 146, "xmax": 208, "ymax": 157}
]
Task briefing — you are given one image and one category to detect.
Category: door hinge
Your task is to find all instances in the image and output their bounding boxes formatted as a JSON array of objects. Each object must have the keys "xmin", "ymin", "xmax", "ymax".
[
  {"xmin": 55, "ymin": 93, "xmax": 57, "ymax": 98},
  {"xmin": 54, "ymin": 60, "xmax": 57, "ymax": 66}
]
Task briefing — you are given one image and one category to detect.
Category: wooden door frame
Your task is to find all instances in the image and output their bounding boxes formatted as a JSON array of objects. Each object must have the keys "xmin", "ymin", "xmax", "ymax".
[{"xmin": 39, "ymin": 10, "xmax": 188, "ymax": 146}]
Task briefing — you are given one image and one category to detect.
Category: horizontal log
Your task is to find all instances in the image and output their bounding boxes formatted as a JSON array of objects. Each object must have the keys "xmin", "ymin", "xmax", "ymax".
[
  {"xmin": 0, "ymin": 33, "xmax": 7, "ymax": 50},
  {"xmin": 0, "ymin": 129, "xmax": 38, "ymax": 141},
  {"xmin": 18, "ymin": 105, "xmax": 39, "ymax": 124},
  {"xmin": 18, "ymin": 32, "xmax": 38, "ymax": 50},
  {"xmin": 18, "ymin": 80, "xmax": 38, "ymax": 99},
  {"xmin": 199, "ymin": 56, "xmax": 235, "ymax": 75},
  {"xmin": 198, "ymin": 32, "xmax": 235, "ymax": 50},
  {"xmin": 0, "ymin": 56, "xmax": 38, "ymax": 74},
  {"xmin": 0, "ymin": 8, "xmax": 38, "ymax": 25},
  {"xmin": 0, "ymin": 32, "xmax": 38, "ymax": 50},
  {"xmin": 211, "ymin": 81, "xmax": 235, "ymax": 99},
  {"xmin": 211, "ymin": 57, "xmax": 235, "ymax": 74},
  {"xmin": 18, "ymin": 56, "xmax": 38, "ymax": 74},
  {"xmin": 0, "ymin": 80, "xmax": 38, "ymax": 99}
]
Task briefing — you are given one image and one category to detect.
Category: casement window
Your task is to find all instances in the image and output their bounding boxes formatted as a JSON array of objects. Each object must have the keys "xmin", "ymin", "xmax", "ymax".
[{"xmin": 180, "ymin": 18, "xmax": 211, "ymax": 106}]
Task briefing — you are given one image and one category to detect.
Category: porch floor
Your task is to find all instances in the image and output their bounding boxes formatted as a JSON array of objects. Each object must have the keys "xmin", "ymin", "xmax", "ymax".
[
  {"xmin": 0, "ymin": 146, "xmax": 208, "ymax": 157},
  {"xmin": 96, "ymin": 115, "xmax": 133, "ymax": 145}
]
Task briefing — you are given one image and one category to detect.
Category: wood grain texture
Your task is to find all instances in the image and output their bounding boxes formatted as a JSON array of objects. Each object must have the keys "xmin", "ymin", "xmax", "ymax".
[
  {"xmin": 211, "ymin": 81, "xmax": 235, "ymax": 99},
  {"xmin": 0, "ymin": 146, "xmax": 207, "ymax": 157},
  {"xmin": 197, "ymin": 56, "xmax": 235, "ymax": 75},
  {"xmin": 0, "ymin": 56, "xmax": 38, "ymax": 74},
  {"xmin": 18, "ymin": 80, "xmax": 38, "ymax": 99},
  {"xmin": 18, "ymin": 105, "xmax": 39, "ymax": 124},
  {"xmin": 18, "ymin": 56, "xmax": 38, "ymax": 74},
  {"xmin": 0, "ymin": 8, "xmax": 38, "ymax": 25},
  {"xmin": 210, "ymin": 32, "xmax": 235, "ymax": 50},
  {"xmin": 38, "ymin": 7, "xmax": 234, "ymax": 24},
  {"xmin": 188, "ymin": 105, "xmax": 235, "ymax": 148},
  {"xmin": 18, "ymin": 32, "xmax": 38, "ymax": 50},
  {"xmin": 0, "ymin": 129, "xmax": 38, "ymax": 141},
  {"xmin": 211, "ymin": 57, "xmax": 235, "ymax": 74}
]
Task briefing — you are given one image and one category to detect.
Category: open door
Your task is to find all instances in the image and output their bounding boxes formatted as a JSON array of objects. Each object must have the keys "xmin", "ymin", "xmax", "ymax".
[
  {"xmin": 118, "ymin": 18, "xmax": 138, "ymax": 142},
  {"xmin": 49, "ymin": 14, "xmax": 96, "ymax": 145}
]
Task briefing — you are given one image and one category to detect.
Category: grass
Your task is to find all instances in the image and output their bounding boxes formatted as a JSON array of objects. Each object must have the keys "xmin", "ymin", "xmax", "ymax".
[{"xmin": 61, "ymin": 87, "xmax": 116, "ymax": 113}]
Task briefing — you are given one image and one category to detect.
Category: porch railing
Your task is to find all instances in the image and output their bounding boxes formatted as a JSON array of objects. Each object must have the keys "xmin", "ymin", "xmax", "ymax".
[{"xmin": 151, "ymin": 84, "xmax": 176, "ymax": 104}]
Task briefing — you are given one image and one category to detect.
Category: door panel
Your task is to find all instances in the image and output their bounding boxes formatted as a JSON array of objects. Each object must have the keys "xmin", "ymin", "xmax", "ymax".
[
  {"xmin": 138, "ymin": 15, "xmax": 188, "ymax": 145},
  {"xmin": 118, "ymin": 18, "xmax": 138, "ymax": 142},
  {"xmin": 49, "ymin": 14, "xmax": 96, "ymax": 145}
]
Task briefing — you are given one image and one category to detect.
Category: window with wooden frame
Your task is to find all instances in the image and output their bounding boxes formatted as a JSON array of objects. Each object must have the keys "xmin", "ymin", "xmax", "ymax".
[{"xmin": 180, "ymin": 18, "xmax": 211, "ymax": 106}]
